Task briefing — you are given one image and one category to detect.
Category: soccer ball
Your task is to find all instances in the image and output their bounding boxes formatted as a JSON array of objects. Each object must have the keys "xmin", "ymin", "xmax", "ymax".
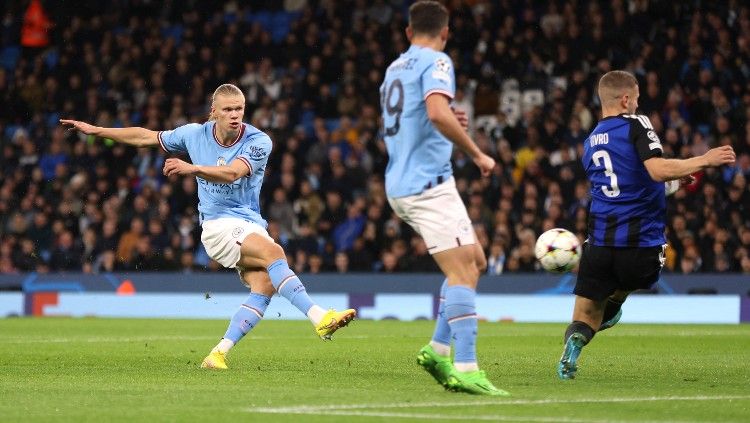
[{"xmin": 534, "ymin": 228, "xmax": 582, "ymax": 273}]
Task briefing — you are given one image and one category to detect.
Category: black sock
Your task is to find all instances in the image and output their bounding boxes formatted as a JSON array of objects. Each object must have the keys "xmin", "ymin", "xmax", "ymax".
[
  {"xmin": 564, "ymin": 321, "xmax": 595, "ymax": 344},
  {"xmin": 601, "ymin": 297, "xmax": 624, "ymax": 327}
]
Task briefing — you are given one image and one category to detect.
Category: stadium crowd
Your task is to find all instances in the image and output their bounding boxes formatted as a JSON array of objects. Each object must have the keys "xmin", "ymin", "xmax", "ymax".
[{"xmin": 0, "ymin": 0, "xmax": 749, "ymax": 275}]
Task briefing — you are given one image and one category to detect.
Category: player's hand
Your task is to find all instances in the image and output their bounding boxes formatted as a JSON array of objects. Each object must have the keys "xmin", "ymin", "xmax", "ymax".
[
  {"xmin": 60, "ymin": 119, "xmax": 98, "ymax": 135},
  {"xmin": 473, "ymin": 153, "xmax": 496, "ymax": 177},
  {"xmin": 452, "ymin": 107, "xmax": 469, "ymax": 131},
  {"xmin": 163, "ymin": 158, "xmax": 197, "ymax": 176},
  {"xmin": 702, "ymin": 145, "xmax": 736, "ymax": 167}
]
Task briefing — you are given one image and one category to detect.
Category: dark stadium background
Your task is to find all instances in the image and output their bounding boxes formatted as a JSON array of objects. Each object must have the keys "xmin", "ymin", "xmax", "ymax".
[{"xmin": 0, "ymin": 0, "xmax": 748, "ymax": 276}]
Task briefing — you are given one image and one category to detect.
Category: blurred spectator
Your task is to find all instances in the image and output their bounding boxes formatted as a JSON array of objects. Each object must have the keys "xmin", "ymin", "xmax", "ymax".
[
  {"xmin": 0, "ymin": 0, "xmax": 747, "ymax": 275},
  {"xmin": 49, "ymin": 230, "xmax": 80, "ymax": 271},
  {"xmin": 332, "ymin": 202, "xmax": 366, "ymax": 252},
  {"xmin": 116, "ymin": 217, "xmax": 144, "ymax": 266}
]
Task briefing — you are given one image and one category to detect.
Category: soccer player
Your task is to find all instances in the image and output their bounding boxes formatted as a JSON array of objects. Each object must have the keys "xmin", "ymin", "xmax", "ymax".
[
  {"xmin": 380, "ymin": 1, "xmax": 508, "ymax": 396},
  {"xmin": 61, "ymin": 84, "xmax": 355, "ymax": 370},
  {"xmin": 557, "ymin": 70, "xmax": 736, "ymax": 379}
]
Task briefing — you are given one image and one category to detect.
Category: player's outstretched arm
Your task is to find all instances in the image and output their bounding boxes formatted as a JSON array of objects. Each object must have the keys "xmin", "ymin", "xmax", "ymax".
[
  {"xmin": 163, "ymin": 158, "xmax": 250, "ymax": 183},
  {"xmin": 643, "ymin": 145, "xmax": 736, "ymax": 182},
  {"xmin": 60, "ymin": 119, "xmax": 159, "ymax": 148},
  {"xmin": 425, "ymin": 94, "xmax": 495, "ymax": 176}
]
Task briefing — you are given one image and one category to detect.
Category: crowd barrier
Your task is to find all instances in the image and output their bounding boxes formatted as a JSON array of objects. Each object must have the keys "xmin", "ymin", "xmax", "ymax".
[{"xmin": 1, "ymin": 273, "xmax": 748, "ymax": 323}]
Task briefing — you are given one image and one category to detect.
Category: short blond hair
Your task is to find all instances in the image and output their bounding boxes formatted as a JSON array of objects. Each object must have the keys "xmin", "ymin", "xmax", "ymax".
[
  {"xmin": 208, "ymin": 84, "xmax": 245, "ymax": 121},
  {"xmin": 597, "ymin": 71, "xmax": 638, "ymax": 106}
]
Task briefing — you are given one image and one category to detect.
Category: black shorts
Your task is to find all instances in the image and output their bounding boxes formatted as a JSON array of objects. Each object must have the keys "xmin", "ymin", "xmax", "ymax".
[{"xmin": 574, "ymin": 242, "xmax": 666, "ymax": 301}]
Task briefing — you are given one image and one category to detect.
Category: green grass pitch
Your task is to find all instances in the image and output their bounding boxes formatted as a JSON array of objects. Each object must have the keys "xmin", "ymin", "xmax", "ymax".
[{"xmin": 1, "ymin": 318, "xmax": 749, "ymax": 422}]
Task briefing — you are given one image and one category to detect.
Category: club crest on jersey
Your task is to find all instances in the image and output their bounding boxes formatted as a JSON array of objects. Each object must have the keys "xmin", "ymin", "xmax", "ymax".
[
  {"xmin": 232, "ymin": 227, "xmax": 244, "ymax": 238},
  {"xmin": 217, "ymin": 156, "xmax": 227, "ymax": 166}
]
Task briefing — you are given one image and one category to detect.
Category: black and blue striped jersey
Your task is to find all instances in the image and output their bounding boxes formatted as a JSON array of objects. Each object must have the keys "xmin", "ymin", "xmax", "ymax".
[{"xmin": 582, "ymin": 114, "xmax": 665, "ymax": 247}]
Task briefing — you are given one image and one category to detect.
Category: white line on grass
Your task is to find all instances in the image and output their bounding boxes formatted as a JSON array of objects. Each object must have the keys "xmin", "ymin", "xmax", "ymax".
[
  {"xmin": 249, "ymin": 409, "xmax": 704, "ymax": 423},
  {"xmin": 246, "ymin": 395, "xmax": 750, "ymax": 422}
]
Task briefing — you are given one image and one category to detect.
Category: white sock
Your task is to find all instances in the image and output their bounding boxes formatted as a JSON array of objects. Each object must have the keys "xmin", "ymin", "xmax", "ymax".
[
  {"xmin": 307, "ymin": 305, "xmax": 327, "ymax": 325},
  {"xmin": 454, "ymin": 362, "xmax": 479, "ymax": 372},
  {"xmin": 212, "ymin": 338, "xmax": 235, "ymax": 354},
  {"xmin": 429, "ymin": 341, "xmax": 451, "ymax": 357}
]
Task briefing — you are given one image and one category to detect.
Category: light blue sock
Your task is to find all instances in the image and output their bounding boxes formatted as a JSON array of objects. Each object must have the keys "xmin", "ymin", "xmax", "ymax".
[
  {"xmin": 267, "ymin": 259, "xmax": 315, "ymax": 315},
  {"xmin": 223, "ymin": 293, "xmax": 271, "ymax": 343},
  {"xmin": 445, "ymin": 285, "xmax": 478, "ymax": 365},
  {"xmin": 431, "ymin": 279, "xmax": 451, "ymax": 346}
]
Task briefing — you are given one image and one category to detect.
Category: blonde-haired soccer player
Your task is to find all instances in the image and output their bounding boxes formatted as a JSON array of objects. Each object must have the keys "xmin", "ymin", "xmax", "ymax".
[{"xmin": 62, "ymin": 84, "xmax": 355, "ymax": 369}]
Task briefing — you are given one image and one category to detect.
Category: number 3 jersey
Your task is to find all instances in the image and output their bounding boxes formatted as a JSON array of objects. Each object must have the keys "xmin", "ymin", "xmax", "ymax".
[
  {"xmin": 582, "ymin": 114, "xmax": 666, "ymax": 247},
  {"xmin": 380, "ymin": 45, "xmax": 456, "ymax": 198}
]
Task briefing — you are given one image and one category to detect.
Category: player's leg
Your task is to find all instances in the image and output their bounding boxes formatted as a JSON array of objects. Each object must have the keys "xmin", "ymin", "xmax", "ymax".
[
  {"xmin": 559, "ymin": 243, "xmax": 614, "ymax": 379},
  {"xmin": 394, "ymin": 180, "xmax": 508, "ymax": 395},
  {"xmin": 387, "ymin": 195, "xmax": 454, "ymax": 383},
  {"xmin": 432, "ymin": 244, "xmax": 508, "ymax": 395},
  {"xmin": 417, "ymin": 278, "xmax": 453, "ymax": 387},
  {"xmin": 600, "ymin": 244, "xmax": 666, "ymax": 332},
  {"xmin": 236, "ymin": 233, "xmax": 355, "ymax": 339},
  {"xmin": 202, "ymin": 268, "xmax": 273, "ymax": 370},
  {"xmin": 599, "ymin": 289, "xmax": 629, "ymax": 331},
  {"xmin": 429, "ymin": 278, "xmax": 451, "ymax": 355}
]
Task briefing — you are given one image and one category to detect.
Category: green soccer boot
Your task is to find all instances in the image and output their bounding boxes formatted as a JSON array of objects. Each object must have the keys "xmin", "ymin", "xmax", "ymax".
[
  {"xmin": 445, "ymin": 369, "xmax": 511, "ymax": 396},
  {"xmin": 416, "ymin": 344, "xmax": 453, "ymax": 387}
]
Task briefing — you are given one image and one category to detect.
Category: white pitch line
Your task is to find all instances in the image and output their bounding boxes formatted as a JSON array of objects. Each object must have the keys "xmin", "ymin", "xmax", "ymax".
[
  {"xmin": 251, "ymin": 409, "xmax": 707, "ymax": 423},
  {"xmin": 247, "ymin": 395, "xmax": 750, "ymax": 414}
]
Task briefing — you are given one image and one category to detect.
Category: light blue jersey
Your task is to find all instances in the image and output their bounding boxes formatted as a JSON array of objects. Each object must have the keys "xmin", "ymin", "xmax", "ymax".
[
  {"xmin": 158, "ymin": 122, "xmax": 271, "ymax": 226},
  {"xmin": 380, "ymin": 44, "xmax": 455, "ymax": 198}
]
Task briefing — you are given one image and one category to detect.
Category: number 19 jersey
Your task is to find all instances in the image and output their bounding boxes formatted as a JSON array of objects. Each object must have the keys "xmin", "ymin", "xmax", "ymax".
[
  {"xmin": 380, "ymin": 45, "xmax": 456, "ymax": 198},
  {"xmin": 583, "ymin": 114, "xmax": 666, "ymax": 247}
]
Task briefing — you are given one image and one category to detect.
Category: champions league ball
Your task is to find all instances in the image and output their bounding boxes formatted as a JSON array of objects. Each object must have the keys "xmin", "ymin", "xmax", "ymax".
[{"xmin": 535, "ymin": 228, "xmax": 582, "ymax": 273}]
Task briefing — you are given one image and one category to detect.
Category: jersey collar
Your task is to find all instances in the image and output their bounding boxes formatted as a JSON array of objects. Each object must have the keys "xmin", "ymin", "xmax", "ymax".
[
  {"xmin": 600, "ymin": 113, "xmax": 628, "ymax": 121},
  {"xmin": 212, "ymin": 122, "xmax": 245, "ymax": 148}
]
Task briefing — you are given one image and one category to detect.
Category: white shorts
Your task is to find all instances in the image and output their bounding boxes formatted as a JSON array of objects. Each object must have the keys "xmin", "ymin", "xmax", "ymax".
[
  {"xmin": 200, "ymin": 217, "xmax": 272, "ymax": 269},
  {"xmin": 387, "ymin": 177, "xmax": 475, "ymax": 254}
]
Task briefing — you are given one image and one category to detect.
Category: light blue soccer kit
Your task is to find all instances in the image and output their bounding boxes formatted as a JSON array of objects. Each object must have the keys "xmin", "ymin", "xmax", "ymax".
[
  {"xmin": 381, "ymin": 44, "xmax": 456, "ymax": 198},
  {"xmin": 159, "ymin": 121, "xmax": 315, "ymax": 343},
  {"xmin": 381, "ymin": 45, "xmax": 479, "ymax": 365},
  {"xmin": 158, "ymin": 122, "xmax": 270, "ymax": 227}
]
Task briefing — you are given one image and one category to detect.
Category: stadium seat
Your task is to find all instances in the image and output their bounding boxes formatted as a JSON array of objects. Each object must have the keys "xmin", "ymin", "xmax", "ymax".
[
  {"xmin": 0, "ymin": 46, "xmax": 20, "ymax": 71},
  {"xmin": 474, "ymin": 115, "xmax": 498, "ymax": 133},
  {"xmin": 325, "ymin": 118, "xmax": 341, "ymax": 132},
  {"xmin": 500, "ymin": 90, "xmax": 521, "ymax": 125},
  {"xmin": 270, "ymin": 12, "xmax": 293, "ymax": 43},
  {"xmin": 550, "ymin": 76, "xmax": 568, "ymax": 91},
  {"xmin": 44, "ymin": 49, "xmax": 58, "ymax": 70},
  {"xmin": 501, "ymin": 78, "xmax": 519, "ymax": 92},
  {"xmin": 161, "ymin": 25, "xmax": 184, "ymax": 43},
  {"xmin": 251, "ymin": 11, "xmax": 274, "ymax": 32},
  {"xmin": 521, "ymin": 89, "xmax": 545, "ymax": 112},
  {"xmin": 46, "ymin": 112, "xmax": 60, "ymax": 128}
]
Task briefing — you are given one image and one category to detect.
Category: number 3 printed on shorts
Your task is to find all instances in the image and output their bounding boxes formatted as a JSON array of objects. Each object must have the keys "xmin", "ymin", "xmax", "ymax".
[
  {"xmin": 381, "ymin": 79, "xmax": 404, "ymax": 136},
  {"xmin": 592, "ymin": 150, "xmax": 620, "ymax": 197}
]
